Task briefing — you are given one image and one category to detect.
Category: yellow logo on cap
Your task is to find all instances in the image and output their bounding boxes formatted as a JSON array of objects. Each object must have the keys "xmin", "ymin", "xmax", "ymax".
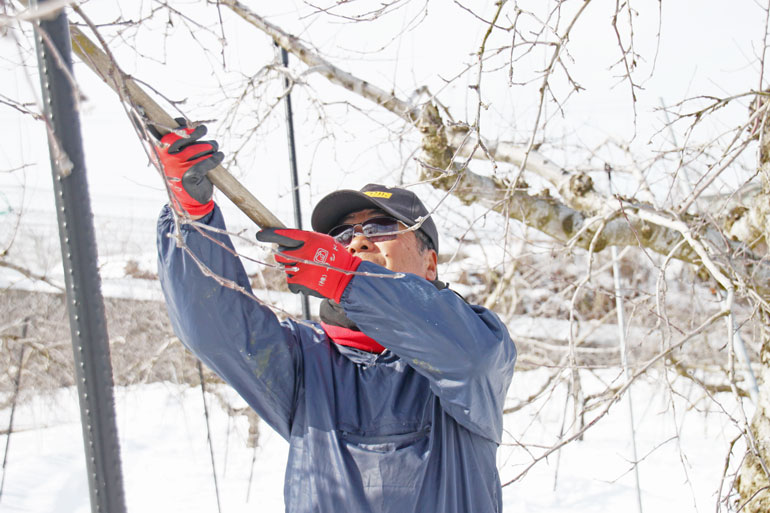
[{"xmin": 364, "ymin": 191, "xmax": 392, "ymax": 199}]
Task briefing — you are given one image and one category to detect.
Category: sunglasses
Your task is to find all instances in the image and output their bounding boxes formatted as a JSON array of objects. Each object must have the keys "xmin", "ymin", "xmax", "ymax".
[{"xmin": 328, "ymin": 216, "xmax": 401, "ymax": 246}]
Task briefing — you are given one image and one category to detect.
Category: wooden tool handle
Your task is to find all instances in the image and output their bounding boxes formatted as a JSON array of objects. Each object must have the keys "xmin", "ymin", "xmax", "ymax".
[{"xmin": 69, "ymin": 26, "xmax": 286, "ymax": 229}]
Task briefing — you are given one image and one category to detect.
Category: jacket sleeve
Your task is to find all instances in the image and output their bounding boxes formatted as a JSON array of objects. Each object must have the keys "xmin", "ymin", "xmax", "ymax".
[
  {"xmin": 157, "ymin": 204, "xmax": 303, "ymax": 440},
  {"xmin": 339, "ymin": 261, "xmax": 516, "ymax": 443}
]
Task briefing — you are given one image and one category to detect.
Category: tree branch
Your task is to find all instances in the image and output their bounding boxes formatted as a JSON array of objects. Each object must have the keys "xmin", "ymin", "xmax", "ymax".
[
  {"xmin": 222, "ymin": 0, "xmax": 418, "ymax": 122},
  {"xmin": 204, "ymin": 4, "xmax": 770, "ymax": 301}
]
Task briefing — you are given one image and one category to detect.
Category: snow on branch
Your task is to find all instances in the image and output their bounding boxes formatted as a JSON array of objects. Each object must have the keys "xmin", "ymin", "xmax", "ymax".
[
  {"xmin": 417, "ymin": 103, "xmax": 770, "ymax": 300},
  {"xmin": 223, "ymin": 2, "xmax": 622, "ymax": 215},
  {"xmin": 225, "ymin": 3, "xmax": 770, "ymax": 301}
]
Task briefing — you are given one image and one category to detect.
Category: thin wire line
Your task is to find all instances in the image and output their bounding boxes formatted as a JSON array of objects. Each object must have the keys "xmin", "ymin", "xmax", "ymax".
[{"xmin": 198, "ymin": 361, "xmax": 223, "ymax": 513}]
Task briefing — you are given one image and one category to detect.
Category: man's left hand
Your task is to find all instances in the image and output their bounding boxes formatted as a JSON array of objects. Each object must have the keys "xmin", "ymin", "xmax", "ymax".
[
  {"xmin": 257, "ymin": 228, "xmax": 361, "ymax": 302},
  {"xmin": 152, "ymin": 119, "xmax": 223, "ymax": 217}
]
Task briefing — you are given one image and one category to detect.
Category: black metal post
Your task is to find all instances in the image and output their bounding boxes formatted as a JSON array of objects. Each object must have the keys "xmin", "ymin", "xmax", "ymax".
[
  {"xmin": 278, "ymin": 43, "xmax": 310, "ymax": 319},
  {"xmin": 33, "ymin": 4, "xmax": 127, "ymax": 512}
]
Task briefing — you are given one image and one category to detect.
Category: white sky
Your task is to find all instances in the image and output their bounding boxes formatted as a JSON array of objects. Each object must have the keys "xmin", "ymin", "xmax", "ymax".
[{"xmin": 0, "ymin": 0, "xmax": 767, "ymax": 267}]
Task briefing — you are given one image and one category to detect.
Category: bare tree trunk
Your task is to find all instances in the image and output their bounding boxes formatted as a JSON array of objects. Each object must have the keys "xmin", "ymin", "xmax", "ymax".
[
  {"xmin": 735, "ymin": 322, "xmax": 770, "ymax": 513},
  {"xmin": 735, "ymin": 105, "xmax": 770, "ymax": 511}
]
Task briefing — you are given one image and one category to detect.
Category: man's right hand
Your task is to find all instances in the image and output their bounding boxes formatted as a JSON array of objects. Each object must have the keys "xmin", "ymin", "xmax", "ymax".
[
  {"xmin": 256, "ymin": 228, "xmax": 362, "ymax": 303},
  {"xmin": 154, "ymin": 119, "xmax": 224, "ymax": 217}
]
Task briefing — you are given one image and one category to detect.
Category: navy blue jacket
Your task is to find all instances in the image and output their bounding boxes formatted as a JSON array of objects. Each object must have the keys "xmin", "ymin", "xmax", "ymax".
[{"xmin": 157, "ymin": 205, "xmax": 516, "ymax": 512}]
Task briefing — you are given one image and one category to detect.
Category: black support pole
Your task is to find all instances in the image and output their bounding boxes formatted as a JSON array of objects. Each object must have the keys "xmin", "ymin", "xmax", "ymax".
[
  {"xmin": 278, "ymin": 44, "xmax": 310, "ymax": 319},
  {"xmin": 33, "ymin": 4, "xmax": 127, "ymax": 512}
]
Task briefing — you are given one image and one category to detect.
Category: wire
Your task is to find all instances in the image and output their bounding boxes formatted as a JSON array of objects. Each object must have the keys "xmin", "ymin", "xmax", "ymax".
[
  {"xmin": 0, "ymin": 317, "xmax": 29, "ymax": 503},
  {"xmin": 198, "ymin": 361, "xmax": 223, "ymax": 513}
]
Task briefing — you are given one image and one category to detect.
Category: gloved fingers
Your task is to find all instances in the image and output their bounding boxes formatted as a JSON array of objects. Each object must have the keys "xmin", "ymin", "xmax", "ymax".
[
  {"xmin": 147, "ymin": 117, "xmax": 189, "ymax": 143},
  {"xmin": 188, "ymin": 151, "xmax": 224, "ymax": 172},
  {"xmin": 158, "ymin": 124, "xmax": 205, "ymax": 152},
  {"xmin": 167, "ymin": 125, "xmax": 208, "ymax": 153},
  {"xmin": 146, "ymin": 123, "xmax": 164, "ymax": 141},
  {"xmin": 191, "ymin": 140, "xmax": 220, "ymax": 158},
  {"xmin": 176, "ymin": 141, "xmax": 221, "ymax": 163},
  {"xmin": 180, "ymin": 165, "xmax": 215, "ymax": 204},
  {"xmin": 256, "ymin": 228, "xmax": 305, "ymax": 249},
  {"xmin": 272, "ymin": 252, "xmax": 298, "ymax": 266},
  {"xmin": 287, "ymin": 282, "xmax": 324, "ymax": 298}
]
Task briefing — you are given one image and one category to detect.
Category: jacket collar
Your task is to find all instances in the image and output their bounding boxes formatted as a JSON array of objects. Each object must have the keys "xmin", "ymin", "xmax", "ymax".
[{"xmin": 321, "ymin": 322, "xmax": 385, "ymax": 354}]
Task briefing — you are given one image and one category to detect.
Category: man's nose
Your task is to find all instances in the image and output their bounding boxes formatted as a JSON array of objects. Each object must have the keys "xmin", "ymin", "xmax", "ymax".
[{"xmin": 346, "ymin": 229, "xmax": 372, "ymax": 254}]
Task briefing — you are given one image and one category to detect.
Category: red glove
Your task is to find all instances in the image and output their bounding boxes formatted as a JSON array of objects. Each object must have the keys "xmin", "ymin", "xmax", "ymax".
[
  {"xmin": 256, "ymin": 228, "xmax": 362, "ymax": 302},
  {"xmin": 155, "ymin": 120, "xmax": 224, "ymax": 216}
]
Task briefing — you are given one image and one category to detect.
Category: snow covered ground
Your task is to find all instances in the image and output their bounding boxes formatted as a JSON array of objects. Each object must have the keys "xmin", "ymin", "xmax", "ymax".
[
  {"xmin": 0, "ymin": 185, "xmax": 752, "ymax": 513},
  {"xmin": 0, "ymin": 368, "xmax": 749, "ymax": 512}
]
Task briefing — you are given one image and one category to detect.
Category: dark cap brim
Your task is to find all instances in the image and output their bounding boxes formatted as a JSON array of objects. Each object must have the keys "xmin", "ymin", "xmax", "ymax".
[
  {"xmin": 311, "ymin": 189, "xmax": 408, "ymax": 235},
  {"xmin": 312, "ymin": 184, "xmax": 439, "ymax": 253}
]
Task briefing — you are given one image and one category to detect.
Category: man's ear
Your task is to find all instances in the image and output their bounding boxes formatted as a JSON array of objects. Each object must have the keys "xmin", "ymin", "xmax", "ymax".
[{"xmin": 424, "ymin": 249, "xmax": 438, "ymax": 281}]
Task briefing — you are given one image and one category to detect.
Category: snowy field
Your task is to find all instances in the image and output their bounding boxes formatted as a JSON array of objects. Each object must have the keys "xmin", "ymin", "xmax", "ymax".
[
  {"xmin": 0, "ymin": 185, "xmax": 753, "ymax": 513},
  {"xmin": 0, "ymin": 369, "xmax": 749, "ymax": 512}
]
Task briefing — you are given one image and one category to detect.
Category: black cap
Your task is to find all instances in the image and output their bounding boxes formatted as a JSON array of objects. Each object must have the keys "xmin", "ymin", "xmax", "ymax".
[{"xmin": 311, "ymin": 183, "xmax": 439, "ymax": 253}]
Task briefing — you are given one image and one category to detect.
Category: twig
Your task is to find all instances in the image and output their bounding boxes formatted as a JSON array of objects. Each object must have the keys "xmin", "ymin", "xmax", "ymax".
[
  {"xmin": 0, "ymin": 317, "xmax": 29, "ymax": 503},
  {"xmin": 503, "ymin": 304, "xmax": 730, "ymax": 486},
  {"xmin": 197, "ymin": 361, "xmax": 222, "ymax": 513},
  {"xmin": 0, "ymin": 260, "xmax": 64, "ymax": 291}
]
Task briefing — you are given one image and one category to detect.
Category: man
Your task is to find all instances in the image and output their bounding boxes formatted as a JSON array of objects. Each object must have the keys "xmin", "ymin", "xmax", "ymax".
[{"xmin": 155, "ymin": 123, "xmax": 516, "ymax": 512}]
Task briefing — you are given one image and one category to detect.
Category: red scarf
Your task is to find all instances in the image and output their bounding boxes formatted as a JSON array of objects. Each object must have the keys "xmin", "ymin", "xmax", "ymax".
[{"xmin": 321, "ymin": 322, "xmax": 385, "ymax": 354}]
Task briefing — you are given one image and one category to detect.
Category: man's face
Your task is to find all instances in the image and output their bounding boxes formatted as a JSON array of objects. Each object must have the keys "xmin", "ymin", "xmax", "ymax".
[{"xmin": 337, "ymin": 209, "xmax": 437, "ymax": 281}]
